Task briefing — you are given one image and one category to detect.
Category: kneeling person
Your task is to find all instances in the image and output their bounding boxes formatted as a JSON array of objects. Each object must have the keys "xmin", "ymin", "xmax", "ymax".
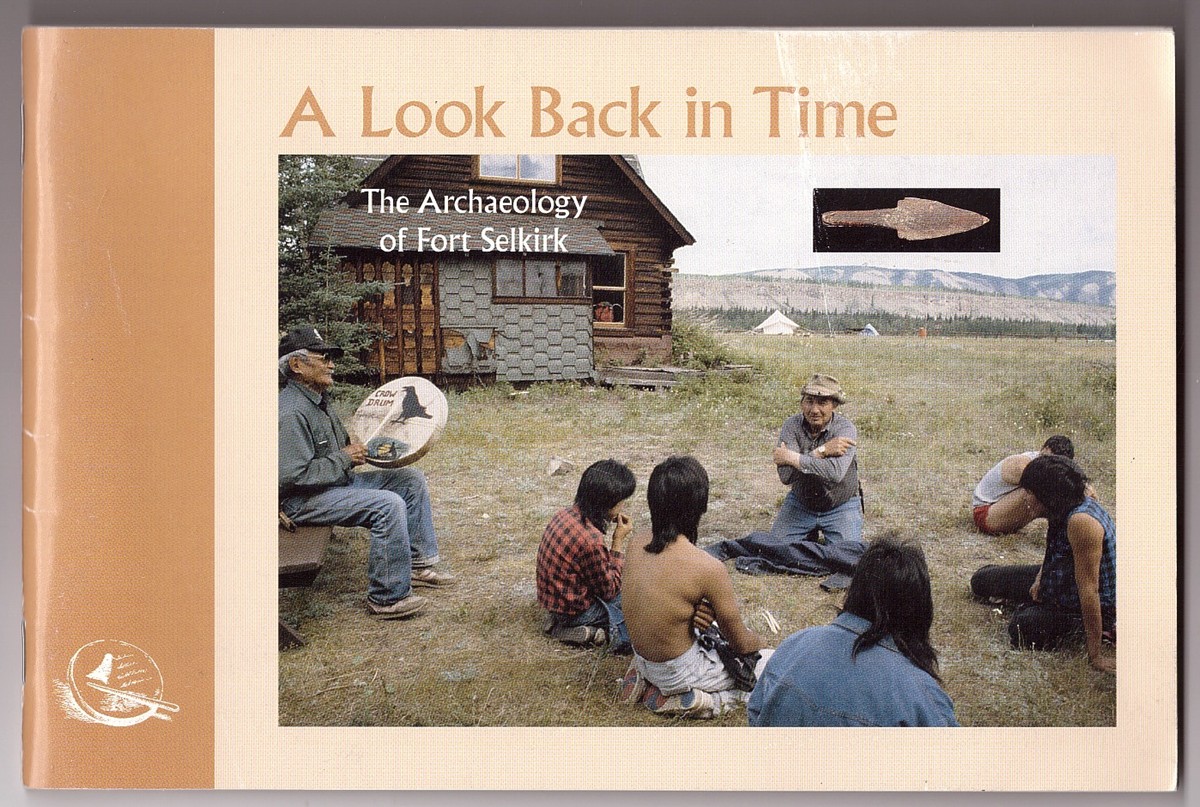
[
  {"xmin": 536, "ymin": 460, "xmax": 636, "ymax": 653},
  {"xmin": 771, "ymin": 373, "xmax": 862, "ymax": 544},
  {"xmin": 622, "ymin": 456, "xmax": 769, "ymax": 718},
  {"xmin": 971, "ymin": 455, "xmax": 1116, "ymax": 672}
]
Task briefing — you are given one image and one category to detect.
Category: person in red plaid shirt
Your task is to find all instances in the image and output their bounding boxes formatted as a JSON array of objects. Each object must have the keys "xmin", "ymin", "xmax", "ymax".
[{"xmin": 537, "ymin": 460, "xmax": 636, "ymax": 653}]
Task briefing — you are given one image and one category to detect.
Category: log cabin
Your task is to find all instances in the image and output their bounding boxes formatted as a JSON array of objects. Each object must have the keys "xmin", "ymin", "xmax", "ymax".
[{"xmin": 310, "ymin": 155, "xmax": 694, "ymax": 384}]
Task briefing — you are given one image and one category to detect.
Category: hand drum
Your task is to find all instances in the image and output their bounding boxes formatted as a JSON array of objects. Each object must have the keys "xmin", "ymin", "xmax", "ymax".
[{"xmin": 349, "ymin": 377, "xmax": 448, "ymax": 468}]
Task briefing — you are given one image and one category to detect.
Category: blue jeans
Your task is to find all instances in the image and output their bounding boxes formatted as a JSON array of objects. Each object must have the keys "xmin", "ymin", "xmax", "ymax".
[
  {"xmin": 970, "ymin": 564, "xmax": 1116, "ymax": 650},
  {"xmin": 557, "ymin": 593, "xmax": 631, "ymax": 654},
  {"xmin": 771, "ymin": 492, "xmax": 863, "ymax": 544},
  {"xmin": 281, "ymin": 468, "xmax": 439, "ymax": 605}
]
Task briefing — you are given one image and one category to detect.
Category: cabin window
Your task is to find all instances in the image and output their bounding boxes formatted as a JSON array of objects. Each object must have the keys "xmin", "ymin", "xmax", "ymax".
[
  {"xmin": 592, "ymin": 253, "xmax": 629, "ymax": 327},
  {"xmin": 494, "ymin": 258, "xmax": 587, "ymax": 300},
  {"xmin": 478, "ymin": 155, "xmax": 558, "ymax": 183}
]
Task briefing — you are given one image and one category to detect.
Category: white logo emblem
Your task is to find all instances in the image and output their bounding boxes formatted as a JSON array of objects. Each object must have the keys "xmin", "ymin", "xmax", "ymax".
[{"xmin": 55, "ymin": 640, "xmax": 180, "ymax": 726}]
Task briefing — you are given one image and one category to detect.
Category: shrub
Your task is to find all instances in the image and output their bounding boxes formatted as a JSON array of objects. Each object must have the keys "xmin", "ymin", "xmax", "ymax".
[
  {"xmin": 1082, "ymin": 360, "xmax": 1117, "ymax": 398},
  {"xmin": 672, "ymin": 314, "xmax": 738, "ymax": 369},
  {"xmin": 1028, "ymin": 382, "xmax": 1068, "ymax": 429}
]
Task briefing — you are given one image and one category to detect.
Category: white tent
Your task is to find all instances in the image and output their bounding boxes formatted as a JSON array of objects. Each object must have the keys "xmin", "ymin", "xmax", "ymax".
[
  {"xmin": 752, "ymin": 310, "xmax": 801, "ymax": 335},
  {"xmin": 859, "ymin": 323, "xmax": 880, "ymax": 336}
]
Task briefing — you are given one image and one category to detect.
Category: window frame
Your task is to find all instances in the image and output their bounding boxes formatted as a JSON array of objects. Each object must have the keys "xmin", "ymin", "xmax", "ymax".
[
  {"xmin": 591, "ymin": 249, "xmax": 634, "ymax": 331},
  {"xmin": 491, "ymin": 256, "xmax": 591, "ymax": 304},
  {"xmin": 474, "ymin": 155, "xmax": 561, "ymax": 185}
]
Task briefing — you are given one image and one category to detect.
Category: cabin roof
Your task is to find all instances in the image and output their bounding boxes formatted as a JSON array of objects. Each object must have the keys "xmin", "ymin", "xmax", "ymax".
[{"xmin": 351, "ymin": 155, "xmax": 694, "ymax": 247}]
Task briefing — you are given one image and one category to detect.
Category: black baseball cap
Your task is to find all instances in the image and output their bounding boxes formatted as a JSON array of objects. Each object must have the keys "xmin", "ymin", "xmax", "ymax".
[{"xmin": 278, "ymin": 325, "xmax": 344, "ymax": 358}]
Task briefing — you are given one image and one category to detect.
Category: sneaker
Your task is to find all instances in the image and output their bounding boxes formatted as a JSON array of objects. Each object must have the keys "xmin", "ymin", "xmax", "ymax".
[
  {"xmin": 551, "ymin": 624, "xmax": 607, "ymax": 647},
  {"xmin": 644, "ymin": 687, "xmax": 715, "ymax": 719},
  {"xmin": 617, "ymin": 665, "xmax": 648, "ymax": 704},
  {"xmin": 367, "ymin": 594, "xmax": 428, "ymax": 619},
  {"xmin": 411, "ymin": 568, "xmax": 456, "ymax": 588}
]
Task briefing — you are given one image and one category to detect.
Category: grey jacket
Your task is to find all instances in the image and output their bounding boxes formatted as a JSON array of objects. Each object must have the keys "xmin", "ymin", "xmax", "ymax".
[
  {"xmin": 776, "ymin": 411, "xmax": 860, "ymax": 512},
  {"xmin": 279, "ymin": 379, "xmax": 354, "ymax": 498}
]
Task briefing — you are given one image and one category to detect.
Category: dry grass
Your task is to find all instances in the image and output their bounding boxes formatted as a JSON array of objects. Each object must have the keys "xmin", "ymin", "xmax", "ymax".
[{"xmin": 280, "ymin": 332, "xmax": 1116, "ymax": 727}]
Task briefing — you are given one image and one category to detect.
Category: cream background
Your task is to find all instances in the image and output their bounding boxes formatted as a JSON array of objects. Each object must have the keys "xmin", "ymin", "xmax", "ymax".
[{"xmin": 214, "ymin": 29, "xmax": 1175, "ymax": 789}]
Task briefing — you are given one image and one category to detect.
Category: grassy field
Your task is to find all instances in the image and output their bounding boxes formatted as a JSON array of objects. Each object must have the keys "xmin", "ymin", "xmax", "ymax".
[{"xmin": 280, "ymin": 330, "xmax": 1116, "ymax": 727}]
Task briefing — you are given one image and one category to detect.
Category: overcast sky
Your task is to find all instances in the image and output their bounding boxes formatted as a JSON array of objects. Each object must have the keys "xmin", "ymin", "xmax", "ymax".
[{"xmin": 637, "ymin": 155, "xmax": 1114, "ymax": 279}]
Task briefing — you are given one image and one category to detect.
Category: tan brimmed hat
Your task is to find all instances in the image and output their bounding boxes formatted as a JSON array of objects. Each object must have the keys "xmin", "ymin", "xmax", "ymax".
[{"xmin": 800, "ymin": 373, "xmax": 846, "ymax": 404}]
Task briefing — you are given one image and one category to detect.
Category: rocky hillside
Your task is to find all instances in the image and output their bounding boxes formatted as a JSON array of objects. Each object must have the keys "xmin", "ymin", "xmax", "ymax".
[
  {"xmin": 730, "ymin": 267, "xmax": 1115, "ymax": 306},
  {"xmin": 673, "ymin": 270, "xmax": 1115, "ymax": 326}
]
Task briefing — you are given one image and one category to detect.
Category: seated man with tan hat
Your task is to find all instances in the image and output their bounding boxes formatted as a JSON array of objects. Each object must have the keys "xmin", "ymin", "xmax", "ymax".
[{"xmin": 769, "ymin": 373, "xmax": 862, "ymax": 544}]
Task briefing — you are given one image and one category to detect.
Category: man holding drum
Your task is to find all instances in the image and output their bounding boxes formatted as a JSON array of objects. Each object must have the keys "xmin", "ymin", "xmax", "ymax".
[{"xmin": 278, "ymin": 325, "xmax": 455, "ymax": 620}]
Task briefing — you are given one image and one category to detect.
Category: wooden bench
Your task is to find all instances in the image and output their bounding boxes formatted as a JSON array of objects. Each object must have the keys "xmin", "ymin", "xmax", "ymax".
[{"xmin": 278, "ymin": 521, "xmax": 334, "ymax": 650}]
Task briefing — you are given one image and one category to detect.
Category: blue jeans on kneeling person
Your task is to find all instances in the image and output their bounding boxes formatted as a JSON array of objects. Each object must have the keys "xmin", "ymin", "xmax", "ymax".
[{"xmin": 554, "ymin": 593, "xmax": 631, "ymax": 654}]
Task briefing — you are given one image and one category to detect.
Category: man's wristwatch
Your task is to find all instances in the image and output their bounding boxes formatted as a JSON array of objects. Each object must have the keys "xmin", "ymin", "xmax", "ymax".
[{"xmin": 816, "ymin": 445, "xmax": 827, "ymax": 456}]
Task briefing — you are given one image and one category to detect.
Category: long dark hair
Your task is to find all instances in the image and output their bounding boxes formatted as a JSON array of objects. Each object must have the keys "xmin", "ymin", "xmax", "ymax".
[
  {"xmin": 645, "ymin": 455, "xmax": 709, "ymax": 554},
  {"xmin": 574, "ymin": 459, "xmax": 636, "ymax": 533},
  {"xmin": 841, "ymin": 535, "xmax": 941, "ymax": 682},
  {"xmin": 1019, "ymin": 454, "xmax": 1087, "ymax": 527}
]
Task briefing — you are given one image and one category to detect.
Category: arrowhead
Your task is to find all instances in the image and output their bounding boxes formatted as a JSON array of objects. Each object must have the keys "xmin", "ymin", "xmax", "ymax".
[{"xmin": 892, "ymin": 197, "xmax": 989, "ymax": 240}]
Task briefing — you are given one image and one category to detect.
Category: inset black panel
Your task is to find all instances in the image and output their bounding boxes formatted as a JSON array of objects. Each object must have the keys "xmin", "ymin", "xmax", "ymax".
[{"xmin": 813, "ymin": 188, "xmax": 1000, "ymax": 252}]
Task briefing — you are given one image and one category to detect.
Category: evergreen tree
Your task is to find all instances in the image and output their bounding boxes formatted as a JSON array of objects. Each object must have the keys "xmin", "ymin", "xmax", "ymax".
[
  {"xmin": 683, "ymin": 306, "xmax": 1114, "ymax": 339},
  {"xmin": 278, "ymin": 155, "xmax": 390, "ymax": 379}
]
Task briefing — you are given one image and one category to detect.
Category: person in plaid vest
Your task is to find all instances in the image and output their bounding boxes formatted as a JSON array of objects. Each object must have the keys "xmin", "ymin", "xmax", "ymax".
[{"xmin": 971, "ymin": 455, "xmax": 1116, "ymax": 673}]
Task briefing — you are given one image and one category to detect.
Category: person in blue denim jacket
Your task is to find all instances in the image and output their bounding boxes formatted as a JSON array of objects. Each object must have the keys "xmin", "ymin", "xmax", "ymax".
[{"xmin": 748, "ymin": 536, "xmax": 959, "ymax": 727}]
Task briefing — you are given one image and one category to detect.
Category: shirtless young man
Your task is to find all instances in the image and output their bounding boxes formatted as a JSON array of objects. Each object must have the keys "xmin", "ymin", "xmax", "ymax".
[{"xmin": 619, "ymin": 456, "xmax": 770, "ymax": 718}]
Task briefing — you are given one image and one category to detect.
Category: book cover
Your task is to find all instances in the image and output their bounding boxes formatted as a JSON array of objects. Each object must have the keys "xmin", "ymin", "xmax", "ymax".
[{"xmin": 23, "ymin": 28, "xmax": 1175, "ymax": 789}]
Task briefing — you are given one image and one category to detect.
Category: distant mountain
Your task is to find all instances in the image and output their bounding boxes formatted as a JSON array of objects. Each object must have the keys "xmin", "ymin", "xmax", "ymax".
[
  {"xmin": 673, "ymin": 269, "xmax": 1115, "ymax": 326},
  {"xmin": 726, "ymin": 266, "xmax": 1115, "ymax": 307}
]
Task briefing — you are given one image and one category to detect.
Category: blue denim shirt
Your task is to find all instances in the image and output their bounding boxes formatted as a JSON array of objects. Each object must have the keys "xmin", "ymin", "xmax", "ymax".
[{"xmin": 748, "ymin": 612, "xmax": 959, "ymax": 727}]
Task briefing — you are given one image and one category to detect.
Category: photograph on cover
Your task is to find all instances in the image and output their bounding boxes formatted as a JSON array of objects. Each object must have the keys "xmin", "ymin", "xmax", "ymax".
[
  {"xmin": 812, "ymin": 187, "xmax": 1001, "ymax": 252},
  {"xmin": 277, "ymin": 152, "xmax": 1115, "ymax": 728}
]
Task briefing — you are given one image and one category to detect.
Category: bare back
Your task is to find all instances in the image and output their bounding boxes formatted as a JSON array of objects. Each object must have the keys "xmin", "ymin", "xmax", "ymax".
[{"xmin": 622, "ymin": 532, "xmax": 761, "ymax": 663}]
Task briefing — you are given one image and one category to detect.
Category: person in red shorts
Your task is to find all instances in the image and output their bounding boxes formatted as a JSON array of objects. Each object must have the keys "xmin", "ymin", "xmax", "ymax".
[{"xmin": 972, "ymin": 435, "xmax": 1076, "ymax": 535}]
